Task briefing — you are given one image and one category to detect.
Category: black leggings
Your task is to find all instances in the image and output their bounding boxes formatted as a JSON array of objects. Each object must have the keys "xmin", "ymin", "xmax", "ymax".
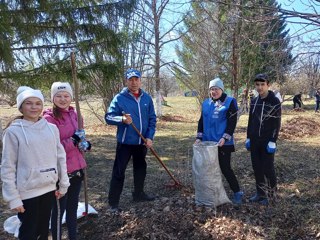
[
  {"xmin": 218, "ymin": 148, "xmax": 240, "ymax": 193},
  {"xmin": 18, "ymin": 191, "xmax": 55, "ymax": 240}
]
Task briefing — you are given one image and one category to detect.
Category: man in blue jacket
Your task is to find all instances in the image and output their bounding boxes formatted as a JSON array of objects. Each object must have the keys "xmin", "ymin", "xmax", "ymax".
[{"xmin": 105, "ymin": 68, "xmax": 157, "ymax": 213}]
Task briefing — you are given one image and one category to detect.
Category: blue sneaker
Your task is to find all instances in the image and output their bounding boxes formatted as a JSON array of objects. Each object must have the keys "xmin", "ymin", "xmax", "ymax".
[
  {"xmin": 259, "ymin": 198, "xmax": 269, "ymax": 205},
  {"xmin": 232, "ymin": 191, "xmax": 244, "ymax": 205},
  {"xmin": 249, "ymin": 193, "xmax": 264, "ymax": 202}
]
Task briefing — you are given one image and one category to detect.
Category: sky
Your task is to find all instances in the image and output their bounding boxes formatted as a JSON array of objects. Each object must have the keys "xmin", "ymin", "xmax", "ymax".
[
  {"xmin": 161, "ymin": 0, "xmax": 320, "ymax": 67},
  {"xmin": 278, "ymin": 0, "xmax": 320, "ymax": 56}
]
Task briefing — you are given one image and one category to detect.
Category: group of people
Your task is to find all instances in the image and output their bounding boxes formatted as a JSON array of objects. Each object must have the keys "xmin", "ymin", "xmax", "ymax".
[
  {"xmin": 1, "ymin": 69, "xmax": 282, "ymax": 239},
  {"xmin": 293, "ymin": 89, "xmax": 320, "ymax": 112},
  {"xmin": 1, "ymin": 83, "xmax": 90, "ymax": 239},
  {"xmin": 196, "ymin": 73, "xmax": 281, "ymax": 205}
]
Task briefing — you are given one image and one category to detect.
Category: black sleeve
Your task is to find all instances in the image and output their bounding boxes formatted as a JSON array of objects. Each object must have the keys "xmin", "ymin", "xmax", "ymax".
[
  {"xmin": 196, "ymin": 113, "xmax": 203, "ymax": 140},
  {"xmin": 270, "ymin": 98, "xmax": 282, "ymax": 142},
  {"xmin": 225, "ymin": 98, "xmax": 238, "ymax": 137},
  {"xmin": 247, "ymin": 98, "xmax": 254, "ymax": 139}
]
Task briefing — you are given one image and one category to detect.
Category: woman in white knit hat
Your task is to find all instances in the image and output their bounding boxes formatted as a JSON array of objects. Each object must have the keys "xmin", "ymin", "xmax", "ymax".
[
  {"xmin": 195, "ymin": 78, "xmax": 243, "ymax": 205},
  {"xmin": 43, "ymin": 82, "xmax": 91, "ymax": 240},
  {"xmin": 1, "ymin": 86, "xmax": 70, "ymax": 240}
]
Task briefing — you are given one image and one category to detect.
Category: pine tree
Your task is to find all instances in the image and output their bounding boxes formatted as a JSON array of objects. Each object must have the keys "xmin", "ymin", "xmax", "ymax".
[{"xmin": 0, "ymin": 0, "xmax": 136, "ymax": 107}]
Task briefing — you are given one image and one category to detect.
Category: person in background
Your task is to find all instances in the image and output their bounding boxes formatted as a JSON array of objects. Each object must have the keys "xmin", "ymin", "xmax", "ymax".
[
  {"xmin": 246, "ymin": 74, "xmax": 281, "ymax": 205},
  {"xmin": 43, "ymin": 82, "xmax": 91, "ymax": 240},
  {"xmin": 240, "ymin": 89, "xmax": 249, "ymax": 113},
  {"xmin": 314, "ymin": 88, "xmax": 320, "ymax": 113},
  {"xmin": 293, "ymin": 92, "xmax": 303, "ymax": 109},
  {"xmin": 195, "ymin": 77, "xmax": 244, "ymax": 205},
  {"xmin": 105, "ymin": 68, "xmax": 157, "ymax": 213},
  {"xmin": 1, "ymin": 86, "xmax": 69, "ymax": 240},
  {"xmin": 273, "ymin": 89, "xmax": 283, "ymax": 103}
]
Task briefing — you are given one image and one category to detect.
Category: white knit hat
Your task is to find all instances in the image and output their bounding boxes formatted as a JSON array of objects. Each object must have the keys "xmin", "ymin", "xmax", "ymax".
[
  {"xmin": 51, "ymin": 82, "xmax": 73, "ymax": 102},
  {"xmin": 16, "ymin": 86, "xmax": 44, "ymax": 111},
  {"xmin": 209, "ymin": 77, "xmax": 224, "ymax": 91}
]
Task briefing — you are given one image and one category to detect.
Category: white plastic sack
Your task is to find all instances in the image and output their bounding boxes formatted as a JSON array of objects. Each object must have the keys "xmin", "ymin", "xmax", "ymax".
[
  {"xmin": 3, "ymin": 202, "xmax": 98, "ymax": 238},
  {"xmin": 192, "ymin": 141, "xmax": 231, "ymax": 207}
]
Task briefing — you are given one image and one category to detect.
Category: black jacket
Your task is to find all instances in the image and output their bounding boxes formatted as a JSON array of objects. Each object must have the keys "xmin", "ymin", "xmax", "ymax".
[{"xmin": 247, "ymin": 90, "xmax": 281, "ymax": 142}]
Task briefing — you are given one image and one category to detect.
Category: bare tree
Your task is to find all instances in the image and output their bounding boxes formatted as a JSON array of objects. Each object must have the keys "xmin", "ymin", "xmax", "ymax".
[{"xmin": 135, "ymin": 0, "xmax": 190, "ymax": 116}]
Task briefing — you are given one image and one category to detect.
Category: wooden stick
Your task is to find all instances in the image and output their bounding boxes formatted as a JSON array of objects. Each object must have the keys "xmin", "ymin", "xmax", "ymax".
[
  {"xmin": 71, "ymin": 52, "xmax": 89, "ymax": 215},
  {"xmin": 123, "ymin": 113, "xmax": 182, "ymax": 187}
]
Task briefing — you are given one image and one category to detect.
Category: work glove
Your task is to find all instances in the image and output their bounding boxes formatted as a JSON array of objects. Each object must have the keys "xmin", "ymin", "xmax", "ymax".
[
  {"xmin": 75, "ymin": 129, "xmax": 86, "ymax": 140},
  {"xmin": 78, "ymin": 140, "xmax": 91, "ymax": 152},
  {"xmin": 71, "ymin": 129, "xmax": 86, "ymax": 146},
  {"xmin": 245, "ymin": 138, "xmax": 250, "ymax": 151},
  {"xmin": 266, "ymin": 141, "xmax": 276, "ymax": 153},
  {"xmin": 194, "ymin": 138, "xmax": 201, "ymax": 144}
]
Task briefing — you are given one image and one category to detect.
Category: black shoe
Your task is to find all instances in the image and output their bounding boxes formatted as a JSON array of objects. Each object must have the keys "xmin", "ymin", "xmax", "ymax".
[
  {"xmin": 109, "ymin": 206, "xmax": 122, "ymax": 214},
  {"xmin": 132, "ymin": 192, "xmax": 155, "ymax": 202}
]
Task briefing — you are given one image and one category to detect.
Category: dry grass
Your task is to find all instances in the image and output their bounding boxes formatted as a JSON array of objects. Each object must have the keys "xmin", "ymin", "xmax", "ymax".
[{"xmin": 0, "ymin": 96, "xmax": 320, "ymax": 239}]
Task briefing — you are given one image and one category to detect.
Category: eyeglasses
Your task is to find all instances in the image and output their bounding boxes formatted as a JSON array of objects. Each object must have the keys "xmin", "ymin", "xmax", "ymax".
[{"xmin": 210, "ymin": 87, "xmax": 221, "ymax": 92}]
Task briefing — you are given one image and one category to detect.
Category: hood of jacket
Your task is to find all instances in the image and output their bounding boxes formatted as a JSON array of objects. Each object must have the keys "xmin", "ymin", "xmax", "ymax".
[{"xmin": 10, "ymin": 118, "xmax": 53, "ymax": 145}]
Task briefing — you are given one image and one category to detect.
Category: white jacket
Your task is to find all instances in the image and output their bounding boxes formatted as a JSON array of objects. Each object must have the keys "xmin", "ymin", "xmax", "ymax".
[{"xmin": 1, "ymin": 118, "xmax": 70, "ymax": 209}]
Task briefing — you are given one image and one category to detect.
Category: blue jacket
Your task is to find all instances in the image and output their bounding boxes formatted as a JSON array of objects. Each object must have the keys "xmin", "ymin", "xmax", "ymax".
[
  {"xmin": 197, "ymin": 93, "xmax": 238, "ymax": 146},
  {"xmin": 105, "ymin": 87, "xmax": 156, "ymax": 145}
]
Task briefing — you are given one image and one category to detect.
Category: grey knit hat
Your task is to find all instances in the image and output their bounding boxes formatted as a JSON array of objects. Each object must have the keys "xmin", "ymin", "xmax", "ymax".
[{"xmin": 209, "ymin": 78, "xmax": 224, "ymax": 91}]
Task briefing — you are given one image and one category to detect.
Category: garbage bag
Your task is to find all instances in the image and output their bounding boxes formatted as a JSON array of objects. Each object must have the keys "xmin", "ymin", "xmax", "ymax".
[{"xmin": 192, "ymin": 141, "xmax": 231, "ymax": 207}]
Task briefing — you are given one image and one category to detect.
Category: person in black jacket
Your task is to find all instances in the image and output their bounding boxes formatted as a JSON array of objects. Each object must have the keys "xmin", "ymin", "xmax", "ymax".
[
  {"xmin": 245, "ymin": 74, "xmax": 281, "ymax": 205},
  {"xmin": 293, "ymin": 92, "xmax": 303, "ymax": 109}
]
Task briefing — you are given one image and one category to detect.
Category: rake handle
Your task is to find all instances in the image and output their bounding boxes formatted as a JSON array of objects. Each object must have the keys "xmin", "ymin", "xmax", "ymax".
[
  {"xmin": 129, "ymin": 120, "xmax": 182, "ymax": 187},
  {"xmin": 71, "ymin": 52, "xmax": 89, "ymax": 215}
]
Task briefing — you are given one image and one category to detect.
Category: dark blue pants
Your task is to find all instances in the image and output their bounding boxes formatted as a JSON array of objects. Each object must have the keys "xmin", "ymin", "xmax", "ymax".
[
  {"xmin": 218, "ymin": 148, "xmax": 240, "ymax": 193},
  {"xmin": 108, "ymin": 143, "xmax": 147, "ymax": 207},
  {"xmin": 51, "ymin": 175, "xmax": 83, "ymax": 240},
  {"xmin": 250, "ymin": 139, "xmax": 277, "ymax": 196},
  {"xmin": 315, "ymin": 101, "xmax": 320, "ymax": 111},
  {"xmin": 18, "ymin": 191, "xmax": 55, "ymax": 240}
]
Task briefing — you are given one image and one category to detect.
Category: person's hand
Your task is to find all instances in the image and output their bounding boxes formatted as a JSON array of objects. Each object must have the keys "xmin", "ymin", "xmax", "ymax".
[
  {"xmin": 78, "ymin": 140, "xmax": 91, "ymax": 152},
  {"xmin": 75, "ymin": 129, "xmax": 86, "ymax": 140},
  {"xmin": 245, "ymin": 138, "xmax": 250, "ymax": 151},
  {"xmin": 13, "ymin": 206, "xmax": 25, "ymax": 213},
  {"xmin": 218, "ymin": 138, "xmax": 225, "ymax": 147},
  {"xmin": 122, "ymin": 114, "xmax": 132, "ymax": 125},
  {"xmin": 72, "ymin": 129, "xmax": 86, "ymax": 146},
  {"xmin": 194, "ymin": 139, "xmax": 201, "ymax": 144},
  {"xmin": 145, "ymin": 138, "xmax": 153, "ymax": 148},
  {"xmin": 267, "ymin": 141, "xmax": 276, "ymax": 153},
  {"xmin": 55, "ymin": 190, "xmax": 64, "ymax": 200}
]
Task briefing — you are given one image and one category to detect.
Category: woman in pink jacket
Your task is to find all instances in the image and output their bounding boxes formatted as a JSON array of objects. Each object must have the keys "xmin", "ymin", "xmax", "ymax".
[{"xmin": 43, "ymin": 82, "xmax": 91, "ymax": 240}]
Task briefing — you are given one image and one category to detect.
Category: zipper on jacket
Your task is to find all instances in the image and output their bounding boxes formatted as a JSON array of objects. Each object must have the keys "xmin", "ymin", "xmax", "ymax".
[
  {"xmin": 137, "ymin": 98, "xmax": 142, "ymax": 145},
  {"xmin": 259, "ymin": 101, "xmax": 265, "ymax": 137}
]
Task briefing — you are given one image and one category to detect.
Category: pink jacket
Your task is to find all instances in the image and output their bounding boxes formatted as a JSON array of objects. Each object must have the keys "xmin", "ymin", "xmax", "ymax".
[{"xmin": 43, "ymin": 106, "xmax": 87, "ymax": 173}]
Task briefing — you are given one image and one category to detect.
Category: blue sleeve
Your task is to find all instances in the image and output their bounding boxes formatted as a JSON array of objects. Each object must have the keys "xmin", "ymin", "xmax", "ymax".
[
  {"xmin": 145, "ymin": 98, "xmax": 157, "ymax": 140},
  {"xmin": 105, "ymin": 96, "xmax": 124, "ymax": 126}
]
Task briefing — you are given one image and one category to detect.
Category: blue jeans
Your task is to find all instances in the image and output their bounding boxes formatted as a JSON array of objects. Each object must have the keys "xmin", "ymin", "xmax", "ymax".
[{"xmin": 51, "ymin": 175, "xmax": 83, "ymax": 240}]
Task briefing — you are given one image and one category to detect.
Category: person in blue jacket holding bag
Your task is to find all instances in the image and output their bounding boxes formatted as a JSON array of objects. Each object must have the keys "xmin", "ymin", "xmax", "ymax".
[
  {"xmin": 105, "ymin": 68, "xmax": 157, "ymax": 213},
  {"xmin": 246, "ymin": 73, "xmax": 281, "ymax": 205},
  {"xmin": 196, "ymin": 77, "xmax": 243, "ymax": 205}
]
